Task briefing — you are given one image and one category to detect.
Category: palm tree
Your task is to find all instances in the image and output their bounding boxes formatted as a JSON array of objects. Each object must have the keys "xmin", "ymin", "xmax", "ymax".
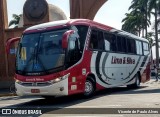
[
  {"xmin": 122, "ymin": 0, "xmax": 160, "ymax": 66},
  {"xmin": 148, "ymin": 0, "xmax": 160, "ymax": 67},
  {"xmin": 147, "ymin": 32, "xmax": 154, "ymax": 64},
  {"xmin": 122, "ymin": 13, "xmax": 141, "ymax": 36},
  {"xmin": 129, "ymin": 0, "xmax": 150, "ymax": 38},
  {"xmin": 121, "ymin": 10, "xmax": 151, "ymax": 37},
  {"xmin": 9, "ymin": 14, "xmax": 21, "ymax": 28}
]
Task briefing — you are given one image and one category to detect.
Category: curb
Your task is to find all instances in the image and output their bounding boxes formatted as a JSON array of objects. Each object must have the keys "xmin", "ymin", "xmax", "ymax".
[{"xmin": 0, "ymin": 93, "xmax": 17, "ymax": 97}]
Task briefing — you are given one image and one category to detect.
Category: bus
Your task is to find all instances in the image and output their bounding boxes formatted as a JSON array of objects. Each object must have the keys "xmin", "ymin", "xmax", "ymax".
[{"xmin": 6, "ymin": 19, "xmax": 151, "ymax": 98}]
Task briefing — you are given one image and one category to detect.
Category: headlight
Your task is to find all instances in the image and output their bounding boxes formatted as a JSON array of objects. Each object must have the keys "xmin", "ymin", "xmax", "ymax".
[{"xmin": 49, "ymin": 73, "xmax": 70, "ymax": 84}]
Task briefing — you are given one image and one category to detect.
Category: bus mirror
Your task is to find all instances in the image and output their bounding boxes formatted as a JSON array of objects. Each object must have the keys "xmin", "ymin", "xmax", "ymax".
[
  {"xmin": 62, "ymin": 30, "xmax": 74, "ymax": 49},
  {"xmin": 6, "ymin": 37, "xmax": 20, "ymax": 54}
]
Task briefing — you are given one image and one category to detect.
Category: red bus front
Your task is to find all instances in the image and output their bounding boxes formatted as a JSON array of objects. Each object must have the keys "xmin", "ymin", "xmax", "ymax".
[{"xmin": 13, "ymin": 23, "xmax": 90, "ymax": 97}]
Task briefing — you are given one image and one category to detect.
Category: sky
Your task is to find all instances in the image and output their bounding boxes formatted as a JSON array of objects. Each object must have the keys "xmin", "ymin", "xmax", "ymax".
[
  {"xmin": 7, "ymin": 0, "xmax": 132, "ymax": 30},
  {"xmin": 6, "ymin": 0, "xmax": 157, "ymax": 58}
]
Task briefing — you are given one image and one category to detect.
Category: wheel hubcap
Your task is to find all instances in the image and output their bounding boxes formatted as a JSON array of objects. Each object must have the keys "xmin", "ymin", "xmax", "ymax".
[{"xmin": 85, "ymin": 81, "xmax": 93, "ymax": 94}]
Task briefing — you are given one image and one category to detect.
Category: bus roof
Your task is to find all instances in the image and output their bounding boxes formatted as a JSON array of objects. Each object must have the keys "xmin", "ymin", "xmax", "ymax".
[{"xmin": 24, "ymin": 19, "xmax": 149, "ymax": 43}]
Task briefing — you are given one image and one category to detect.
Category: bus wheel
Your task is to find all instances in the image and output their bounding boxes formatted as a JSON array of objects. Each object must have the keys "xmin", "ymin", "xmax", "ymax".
[
  {"xmin": 127, "ymin": 74, "xmax": 140, "ymax": 88},
  {"xmin": 84, "ymin": 78, "xmax": 95, "ymax": 97}
]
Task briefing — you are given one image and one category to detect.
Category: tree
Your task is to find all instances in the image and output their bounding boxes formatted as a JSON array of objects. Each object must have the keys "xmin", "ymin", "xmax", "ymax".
[
  {"xmin": 128, "ymin": 0, "xmax": 150, "ymax": 38},
  {"xmin": 122, "ymin": 0, "xmax": 160, "ymax": 67},
  {"xmin": 121, "ymin": 10, "xmax": 151, "ymax": 37},
  {"xmin": 148, "ymin": 0, "xmax": 160, "ymax": 67},
  {"xmin": 147, "ymin": 32, "xmax": 154, "ymax": 63},
  {"xmin": 122, "ymin": 13, "xmax": 142, "ymax": 36},
  {"xmin": 9, "ymin": 14, "xmax": 21, "ymax": 28}
]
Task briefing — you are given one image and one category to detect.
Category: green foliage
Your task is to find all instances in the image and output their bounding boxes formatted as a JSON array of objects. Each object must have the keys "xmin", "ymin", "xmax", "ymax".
[
  {"xmin": 122, "ymin": 0, "xmax": 160, "ymax": 38},
  {"xmin": 9, "ymin": 14, "xmax": 21, "ymax": 28}
]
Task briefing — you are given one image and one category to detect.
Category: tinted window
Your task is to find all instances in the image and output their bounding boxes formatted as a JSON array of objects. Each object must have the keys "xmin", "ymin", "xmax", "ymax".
[
  {"xmin": 117, "ymin": 36, "xmax": 122, "ymax": 52},
  {"xmin": 110, "ymin": 35, "xmax": 116, "ymax": 51},
  {"xmin": 121, "ymin": 37, "xmax": 127, "ymax": 52},
  {"xmin": 90, "ymin": 30, "xmax": 98, "ymax": 49},
  {"xmin": 90, "ymin": 30, "xmax": 104, "ymax": 50},
  {"xmin": 127, "ymin": 39, "xmax": 136, "ymax": 54},
  {"xmin": 75, "ymin": 25, "xmax": 88, "ymax": 51},
  {"xmin": 98, "ymin": 31, "xmax": 105, "ymax": 50},
  {"xmin": 104, "ymin": 33, "xmax": 116, "ymax": 51}
]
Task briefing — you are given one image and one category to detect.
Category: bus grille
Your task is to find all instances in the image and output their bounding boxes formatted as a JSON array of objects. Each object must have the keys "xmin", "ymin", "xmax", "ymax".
[{"xmin": 20, "ymin": 82, "xmax": 51, "ymax": 86}]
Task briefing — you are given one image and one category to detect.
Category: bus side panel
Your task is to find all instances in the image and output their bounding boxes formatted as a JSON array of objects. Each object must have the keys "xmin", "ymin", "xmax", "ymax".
[
  {"xmin": 67, "ymin": 50, "xmax": 92, "ymax": 95},
  {"xmin": 67, "ymin": 66, "xmax": 85, "ymax": 95}
]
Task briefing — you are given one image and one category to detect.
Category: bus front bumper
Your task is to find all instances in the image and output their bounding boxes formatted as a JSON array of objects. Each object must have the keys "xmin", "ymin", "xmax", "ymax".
[{"xmin": 15, "ymin": 78, "xmax": 68, "ymax": 96}]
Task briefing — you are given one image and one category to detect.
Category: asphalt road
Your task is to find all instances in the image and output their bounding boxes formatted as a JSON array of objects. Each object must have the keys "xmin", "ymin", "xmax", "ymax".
[{"xmin": 0, "ymin": 78, "xmax": 160, "ymax": 117}]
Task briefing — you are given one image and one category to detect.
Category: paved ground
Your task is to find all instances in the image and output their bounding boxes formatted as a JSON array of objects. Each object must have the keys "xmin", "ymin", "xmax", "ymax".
[{"xmin": 0, "ymin": 78, "xmax": 159, "ymax": 117}]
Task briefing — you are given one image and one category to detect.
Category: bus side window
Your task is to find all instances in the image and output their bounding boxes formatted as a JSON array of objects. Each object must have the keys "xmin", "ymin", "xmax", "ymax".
[
  {"xmin": 89, "ymin": 30, "xmax": 104, "ymax": 50},
  {"xmin": 110, "ymin": 34, "xmax": 116, "ymax": 51},
  {"xmin": 104, "ymin": 33, "xmax": 116, "ymax": 51},
  {"xmin": 74, "ymin": 25, "xmax": 89, "ymax": 51},
  {"xmin": 136, "ymin": 41, "xmax": 143, "ymax": 55},
  {"xmin": 143, "ymin": 42, "xmax": 149, "ymax": 55},
  {"xmin": 131, "ymin": 40, "xmax": 136, "ymax": 54},
  {"xmin": 127, "ymin": 39, "xmax": 136, "ymax": 54},
  {"xmin": 97, "ymin": 31, "xmax": 105, "ymax": 50},
  {"xmin": 104, "ymin": 33, "xmax": 111, "ymax": 51},
  {"xmin": 121, "ymin": 37, "xmax": 127, "ymax": 53},
  {"xmin": 89, "ymin": 30, "xmax": 98, "ymax": 49},
  {"xmin": 117, "ymin": 36, "xmax": 122, "ymax": 52},
  {"xmin": 136, "ymin": 41, "xmax": 140, "ymax": 55},
  {"xmin": 139, "ymin": 41, "xmax": 143, "ymax": 55}
]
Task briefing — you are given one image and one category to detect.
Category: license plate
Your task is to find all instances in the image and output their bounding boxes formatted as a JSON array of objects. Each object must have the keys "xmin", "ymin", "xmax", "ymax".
[{"xmin": 31, "ymin": 89, "xmax": 40, "ymax": 93}]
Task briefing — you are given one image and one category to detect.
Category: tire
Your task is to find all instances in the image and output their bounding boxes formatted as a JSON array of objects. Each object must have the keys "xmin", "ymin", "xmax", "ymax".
[
  {"xmin": 84, "ymin": 78, "xmax": 95, "ymax": 97},
  {"xmin": 127, "ymin": 73, "xmax": 140, "ymax": 88}
]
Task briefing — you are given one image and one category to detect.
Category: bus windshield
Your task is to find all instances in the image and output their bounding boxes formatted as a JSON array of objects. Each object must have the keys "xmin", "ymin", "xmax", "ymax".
[{"xmin": 16, "ymin": 29, "xmax": 67, "ymax": 75}]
